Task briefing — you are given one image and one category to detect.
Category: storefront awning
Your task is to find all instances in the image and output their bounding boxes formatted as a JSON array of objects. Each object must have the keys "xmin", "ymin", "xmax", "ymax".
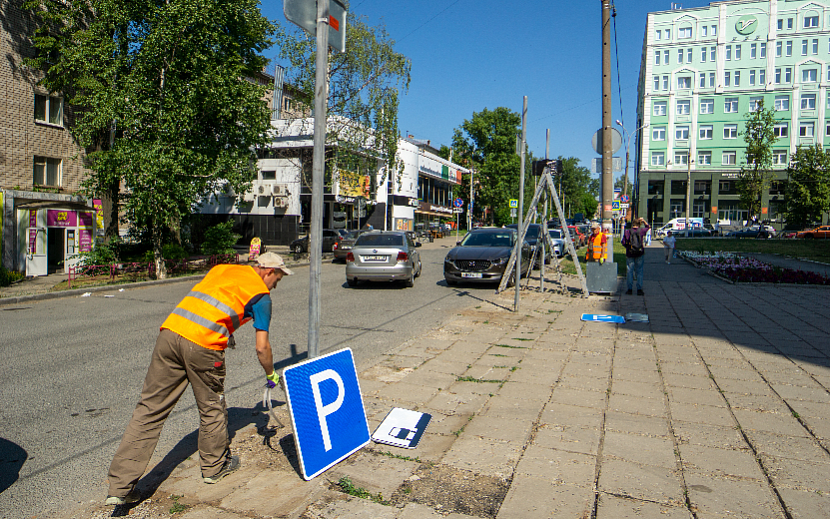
[{"xmin": 15, "ymin": 200, "xmax": 94, "ymax": 211}]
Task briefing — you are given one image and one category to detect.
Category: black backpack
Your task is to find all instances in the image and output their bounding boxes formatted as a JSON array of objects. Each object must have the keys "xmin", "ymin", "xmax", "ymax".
[{"xmin": 628, "ymin": 229, "xmax": 645, "ymax": 256}]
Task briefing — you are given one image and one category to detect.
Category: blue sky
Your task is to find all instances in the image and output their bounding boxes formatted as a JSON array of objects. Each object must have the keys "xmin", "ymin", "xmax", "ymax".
[{"xmin": 260, "ymin": 0, "xmax": 715, "ymax": 179}]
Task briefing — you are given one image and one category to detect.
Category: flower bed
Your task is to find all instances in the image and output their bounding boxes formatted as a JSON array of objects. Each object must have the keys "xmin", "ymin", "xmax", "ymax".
[{"xmin": 678, "ymin": 251, "xmax": 830, "ymax": 285}]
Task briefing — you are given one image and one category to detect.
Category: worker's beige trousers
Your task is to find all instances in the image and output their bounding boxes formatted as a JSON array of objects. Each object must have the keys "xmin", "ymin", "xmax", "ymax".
[{"xmin": 108, "ymin": 329, "xmax": 228, "ymax": 498}]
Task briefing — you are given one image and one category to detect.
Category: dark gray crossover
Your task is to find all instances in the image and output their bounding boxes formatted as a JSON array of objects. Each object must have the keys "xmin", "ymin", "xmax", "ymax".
[{"xmin": 443, "ymin": 227, "xmax": 530, "ymax": 286}]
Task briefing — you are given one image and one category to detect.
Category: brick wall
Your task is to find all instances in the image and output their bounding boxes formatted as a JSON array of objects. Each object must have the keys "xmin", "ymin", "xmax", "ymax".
[{"xmin": 0, "ymin": 0, "xmax": 88, "ymax": 194}]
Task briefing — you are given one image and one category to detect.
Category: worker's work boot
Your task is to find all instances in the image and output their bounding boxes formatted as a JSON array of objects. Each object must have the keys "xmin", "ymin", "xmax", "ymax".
[{"xmin": 203, "ymin": 455, "xmax": 240, "ymax": 484}]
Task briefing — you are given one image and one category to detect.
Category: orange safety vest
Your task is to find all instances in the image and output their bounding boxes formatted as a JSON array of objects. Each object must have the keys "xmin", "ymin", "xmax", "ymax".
[
  {"xmin": 586, "ymin": 232, "xmax": 607, "ymax": 261},
  {"xmin": 160, "ymin": 265, "xmax": 270, "ymax": 350}
]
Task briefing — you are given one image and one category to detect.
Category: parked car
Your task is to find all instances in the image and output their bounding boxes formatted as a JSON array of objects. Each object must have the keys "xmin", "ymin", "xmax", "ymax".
[
  {"xmin": 290, "ymin": 229, "xmax": 342, "ymax": 253},
  {"xmin": 345, "ymin": 231, "xmax": 422, "ymax": 287},
  {"xmin": 727, "ymin": 225, "xmax": 776, "ymax": 238},
  {"xmin": 675, "ymin": 228, "xmax": 713, "ymax": 238},
  {"xmin": 443, "ymin": 228, "xmax": 530, "ymax": 286},
  {"xmin": 547, "ymin": 228, "xmax": 566, "ymax": 257},
  {"xmin": 505, "ymin": 223, "xmax": 544, "ymax": 266},
  {"xmin": 567, "ymin": 226, "xmax": 587, "ymax": 247},
  {"xmin": 796, "ymin": 225, "xmax": 830, "ymax": 239},
  {"xmin": 333, "ymin": 229, "xmax": 369, "ymax": 261}
]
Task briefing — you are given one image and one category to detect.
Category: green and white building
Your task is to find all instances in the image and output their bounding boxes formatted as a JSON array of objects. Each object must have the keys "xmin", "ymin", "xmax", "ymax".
[{"xmin": 635, "ymin": 0, "xmax": 830, "ymax": 227}]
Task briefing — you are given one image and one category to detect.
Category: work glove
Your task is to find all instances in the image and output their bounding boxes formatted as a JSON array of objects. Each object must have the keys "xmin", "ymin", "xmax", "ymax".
[
  {"xmin": 266, "ymin": 372, "xmax": 279, "ymax": 389},
  {"xmin": 599, "ymin": 258, "xmax": 605, "ymax": 265}
]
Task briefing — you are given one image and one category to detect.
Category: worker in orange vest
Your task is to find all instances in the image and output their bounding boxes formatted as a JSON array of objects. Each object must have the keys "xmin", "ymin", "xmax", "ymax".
[
  {"xmin": 106, "ymin": 252, "xmax": 293, "ymax": 506},
  {"xmin": 585, "ymin": 222, "xmax": 607, "ymax": 265}
]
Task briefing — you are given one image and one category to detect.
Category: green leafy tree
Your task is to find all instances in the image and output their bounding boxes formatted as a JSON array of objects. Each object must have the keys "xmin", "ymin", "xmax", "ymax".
[
  {"xmin": 450, "ymin": 107, "xmax": 522, "ymax": 226},
  {"xmin": 785, "ymin": 144, "xmax": 830, "ymax": 228},
  {"xmin": 551, "ymin": 157, "xmax": 598, "ymax": 219},
  {"xmin": 739, "ymin": 104, "xmax": 778, "ymax": 222},
  {"xmin": 26, "ymin": 0, "xmax": 275, "ymax": 278},
  {"xmin": 614, "ymin": 175, "xmax": 633, "ymax": 197},
  {"xmin": 273, "ymin": 17, "xmax": 410, "ymax": 193}
]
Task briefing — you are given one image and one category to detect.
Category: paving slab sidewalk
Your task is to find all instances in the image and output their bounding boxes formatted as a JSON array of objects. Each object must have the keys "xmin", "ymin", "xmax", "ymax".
[{"xmin": 67, "ymin": 245, "xmax": 830, "ymax": 519}]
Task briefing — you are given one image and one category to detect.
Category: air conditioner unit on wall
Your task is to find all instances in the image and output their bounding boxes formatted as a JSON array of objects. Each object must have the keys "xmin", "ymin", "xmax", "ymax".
[
  {"xmin": 273, "ymin": 197, "xmax": 289, "ymax": 209},
  {"xmin": 257, "ymin": 185, "xmax": 266, "ymax": 195},
  {"xmin": 272, "ymin": 184, "xmax": 284, "ymax": 196}
]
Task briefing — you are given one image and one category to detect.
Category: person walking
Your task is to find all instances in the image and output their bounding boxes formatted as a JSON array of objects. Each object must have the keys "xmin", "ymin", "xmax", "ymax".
[
  {"xmin": 105, "ymin": 252, "xmax": 293, "ymax": 506},
  {"xmin": 663, "ymin": 230, "xmax": 676, "ymax": 264},
  {"xmin": 585, "ymin": 222, "xmax": 607, "ymax": 265},
  {"xmin": 622, "ymin": 217, "xmax": 650, "ymax": 295}
]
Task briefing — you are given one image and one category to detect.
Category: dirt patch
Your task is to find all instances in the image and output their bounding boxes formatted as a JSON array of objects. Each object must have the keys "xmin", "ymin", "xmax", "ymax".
[
  {"xmin": 388, "ymin": 464, "xmax": 510, "ymax": 518},
  {"xmin": 229, "ymin": 408, "xmax": 302, "ymax": 475}
]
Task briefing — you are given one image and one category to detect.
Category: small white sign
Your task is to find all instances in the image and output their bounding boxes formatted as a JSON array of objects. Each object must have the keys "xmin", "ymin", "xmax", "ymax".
[{"xmin": 372, "ymin": 408, "xmax": 431, "ymax": 449}]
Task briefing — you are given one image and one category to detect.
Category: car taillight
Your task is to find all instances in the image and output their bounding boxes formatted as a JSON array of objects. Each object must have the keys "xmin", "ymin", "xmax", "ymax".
[
  {"xmin": 346, "ymin": 252, "xmax": 354, "ymax": 262},
  {"xmin": 397, "ymin": 251, "xmax": 408, "ymax": 262},
  {"xmin": 333, "ymin": 242, "xmax": 339, "ymax": 250}
]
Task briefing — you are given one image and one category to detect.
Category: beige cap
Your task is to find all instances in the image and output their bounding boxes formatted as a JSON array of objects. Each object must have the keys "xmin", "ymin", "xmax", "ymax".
[
  {"xmin": 591, "ymin": 222, "xmax": 600, "ymax": 229},
  {"xmin": 257, "ymin": 252, "xmax": 293, "ymax": 275}
]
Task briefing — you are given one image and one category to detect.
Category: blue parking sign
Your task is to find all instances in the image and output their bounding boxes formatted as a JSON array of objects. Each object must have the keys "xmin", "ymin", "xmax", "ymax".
[{"xmin": 283, "ymin": 348, "xmax": 370, "ymax": 480}]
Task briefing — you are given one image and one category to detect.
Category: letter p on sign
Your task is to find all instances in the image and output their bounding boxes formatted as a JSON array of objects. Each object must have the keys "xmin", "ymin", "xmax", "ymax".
[{"xmin": 282, "ymin": 348, "xmax": 370, "ymax": 480}]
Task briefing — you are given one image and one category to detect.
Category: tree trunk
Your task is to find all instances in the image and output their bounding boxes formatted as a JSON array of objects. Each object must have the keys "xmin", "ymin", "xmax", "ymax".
[{"xmin": 153, "ymin": 225, "xmax": 167, "ymax": 280}]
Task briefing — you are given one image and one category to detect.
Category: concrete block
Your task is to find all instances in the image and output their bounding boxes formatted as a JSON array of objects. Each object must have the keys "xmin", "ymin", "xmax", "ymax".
[
  {"xmin": 326, "ymin": 454, "xmax": 418, "ymax": 498},
  {"xmin": 514, "ymin": 444, "xmax": 596, "ymax": 488},
  {"xmin": 598, "ymin": 459, "xmax": 685, "ymax": 505},
  {"xmin": 603, "ymin": 431, "xmax": 678, "ymax": 469},
  {"xmin": 496, "ymin": 475, "xmax": 594, "ymax": 519},
  {"xmin": 442, "ymin": 436, "xmax": 523, "ymax": 479},
  {"xmin": 684, "ymin": 473, "xmax": 785, "ymax": 518},
  {"xmin": 596, "ymin": 494, "xmax": 693, "ymax": 518},
  {"xmin": 604, "ymin": 411, "xmax": 670, "ymax": 437},
  {"xmin": 220, "ymin": 469, "xmax": 325, "ymax": 518},
  {"xmin": 678, "ymin": 443, "xmax": 765, "ymax": 480},
  {"xmin": 302, "ymin": 495, "xmax": 400, "ymax": 519}
]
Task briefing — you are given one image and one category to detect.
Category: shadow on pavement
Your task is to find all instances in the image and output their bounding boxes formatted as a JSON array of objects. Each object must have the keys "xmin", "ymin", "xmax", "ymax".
[{"xmin": 0, "ymin": 437, "xmax": 27, "ymax": 495}]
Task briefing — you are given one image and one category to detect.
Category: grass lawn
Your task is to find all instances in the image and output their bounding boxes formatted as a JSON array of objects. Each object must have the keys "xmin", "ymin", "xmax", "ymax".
[{"xmin": 673, "ymin": 238, "xmax": 830, "ymax": 263}]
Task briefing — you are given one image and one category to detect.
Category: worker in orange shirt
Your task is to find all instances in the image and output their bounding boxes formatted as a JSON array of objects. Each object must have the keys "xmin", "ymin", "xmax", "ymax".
[{"xmin": 585, "ymin": 222, "xmax": 607, "ymax": 265}]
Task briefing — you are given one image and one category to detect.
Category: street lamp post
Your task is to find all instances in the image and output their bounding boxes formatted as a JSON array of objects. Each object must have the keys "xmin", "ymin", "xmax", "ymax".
[{"xmin": 616, "ymin": 120, "xmax": 648, "ymax": 220}]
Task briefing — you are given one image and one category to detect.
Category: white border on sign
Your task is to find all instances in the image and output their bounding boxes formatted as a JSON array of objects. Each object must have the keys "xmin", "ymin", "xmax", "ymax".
[{"xmin": 282, "ymin": 347, "xmax": 371, "ymax": 480}]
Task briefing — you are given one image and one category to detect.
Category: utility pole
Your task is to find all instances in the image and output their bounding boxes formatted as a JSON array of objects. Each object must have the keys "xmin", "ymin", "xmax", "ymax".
[
  {"xmin": 685, "ymin": 158, "xmax": 693, "ymax": 238},
  {"xmin": 468, "ymin": 169, "xmax": 474, "ymax": 231},
  {"xmin": 514, "ymin": 96, "xmax": 527, "ymax": 313},
  {"xmin": 601, "ymin": 0, "xmax": 613, "ymax": 236},
  {"xmin": 308, "ymin": 0, "xmax": 330, "ymax": 359}
]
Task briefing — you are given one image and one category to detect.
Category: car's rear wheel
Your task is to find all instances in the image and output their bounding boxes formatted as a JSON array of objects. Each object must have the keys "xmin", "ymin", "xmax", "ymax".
[
  {"xmin": 404, "ymin": 270, "xmax": 415, "ymax": 288},
  {"xmin": 293, "ymin": 244, "xmax": 304, "ymax": 253},
  {"xmin": 415, "ymin": 259, "xmax": 422, "ymax": 278},
  {"xmin": 347, "ymin": 278, "xmax": 359, "ymax": 287}
]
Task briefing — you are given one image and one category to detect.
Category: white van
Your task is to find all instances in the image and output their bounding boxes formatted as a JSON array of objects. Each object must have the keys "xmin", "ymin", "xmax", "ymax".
[{"xmin": 654, "ymin": 218, "xmax": 704, "ymax": 238}]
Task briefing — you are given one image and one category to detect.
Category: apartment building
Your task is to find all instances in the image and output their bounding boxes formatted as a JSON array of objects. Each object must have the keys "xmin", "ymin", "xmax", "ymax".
[{"xmin": 635, "ymin": 0, "xmax": 830, "ymax": 227}]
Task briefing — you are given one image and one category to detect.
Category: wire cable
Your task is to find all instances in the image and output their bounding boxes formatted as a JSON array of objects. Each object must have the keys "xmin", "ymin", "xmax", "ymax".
[{"xmin": 611, "ymin": 3, "xmax": 625, "ymax": 131}]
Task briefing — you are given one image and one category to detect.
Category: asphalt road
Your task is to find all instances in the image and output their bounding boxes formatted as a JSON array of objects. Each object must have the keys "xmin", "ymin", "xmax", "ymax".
[{"xmin": 0, "ymin": 240, "xmax": 509, "ymax": 519}]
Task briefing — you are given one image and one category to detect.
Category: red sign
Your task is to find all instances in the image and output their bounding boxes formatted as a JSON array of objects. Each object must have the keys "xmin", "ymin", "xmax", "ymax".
[
  {"xmin": 329, "ymin": 15, "xmax": 339, "ymax": 31},
  {"xmin": 47, "ymin": 210, "xmax": 77, "ymax": 227},
  {"xmin": 761, "ymin": 207, "xmax": 768, "ymax": 214},
  {"xmin": 711, "ymin": 206, "xmax": 717, "ymax": 214},
  {"xmin": 79, "ymin": 229, "xmax": 93, "ymax": 252},
  {"xmin": 79, "ymin": 211, "xmax": 94, "ymax": 228}
]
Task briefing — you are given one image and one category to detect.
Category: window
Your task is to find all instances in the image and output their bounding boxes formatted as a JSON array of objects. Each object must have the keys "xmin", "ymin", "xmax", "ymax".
[
  {"xmin": 709, "ymin": 72, "xmax": 715, "ymax": 88},
  {"xmin": 699, "ymin": 125, "xmax": 713, "ymax": 139},
  {"xmin": 663, "ymin": 75, "xmax": 669, "ymax": 90},
  {"xmin": 674, "ymin": 152, "xmax": 688, "ymax": 166},
  {"xmin": 774, "ymin": 95, "xmax": 789, "ymax": 111},
  {"xmin": 33, "ymin": 156, "xmax": 61, "ymax": 186},
  {"xmin": 805, "ymin": 15, "xmax": 819, "ymax": 28},
  {"xmin": 723, "ymin": 124, "xmax": 738, "ymax": 139},
  {"xmin": 725, "ymin": 71, "xmax": 731, "ymax": 87},
  {"xmin": 750, "ymin": 70, "xmax": 756, "ymax": 86},
  {"xmin": 654, "ymin": 101, "xmax": 667, "ymax": 116},
  {"xmin": 701, "ymin": 47, "xmax": 707, "ymax": 62},
  {"xmin": 698, "ymin": 151, "xmax": 712, "ymax": 165},
  {"xmin": 774, "ymin": 122, "xmax": 788, "ymax": 137},
  {"xmin": 666, "ymin": 29, "xmax": 671, "ymax": 39},
  {"xmin": 778, "ymin": 18, "xmax": 783, "ymax": 30},
  {"xmin": 710, "ymin": 46, "xmax": 716, "ymax": 61},
  {"xmin": 785, "ymin": 67, "xmax": 792, "ymax": 83},
  {"xmin": 677, "ymin": 76, "xmax": 691, "ymax": 89},
  {"xmin": 734, "ymin": 71, "xmax": 740, "ymax": 87},
  {"xmin": 711, "ymin": 25, "xmax": 716, "ymax": 36},
  {"xmin": 813, "ymin": 39, "xmax": 819, "ymax": 54},
  {"xmin": 760, "ymin": 69, "xmax": 766, "ymax": 85},
  {"xmin": 722, "ymin": 151, "xmax": 737, "ymax": 165},
  {"xmin": 776, "ymin": 41, "xmax": 782, "ymax": 57},
  {"xmin": 676, "ymin": 99, "xmax": 690, "ymax": 115},
  {"xmin": 735, "ymin": 45, "xmax": 741, "ymax": 60},
  {"xmin": 760, "ymin": 43, "xmax": 766, "ymax": 58},
  {"xmin": 775, "ymin": 68, "xmax": 781, "ymax": 84},
  {"xmin": 773, "ymin": 150, "xmax": 788, "ymax": 165},
  {"xmin": 679, "ymin": 26, "xmax": 692, "ymax": 39},
  {"xmin": 693, "ymin": 202, "xmax": 706, "ymax": 218},
  {"xmin": 803, "ymin": 69, "xmax": 817, "ymax": 83},
  {"xmin": 699, "ymin": 73, "xmax": 706, "ymax": 88},
  {"xmin": 720, "ymin": 180, "xmax": 731, "ymax": 192},
  {"xmin": 675, "ymin": 126, "xmax": 690, "ymax": 140},
  {"xmin": 788, "ymin": 18, "xmax": 793, "ymax": 30},
  {"xmin": 34, "ymin": 94, "xmax": 62, "ymax": 126},
  {"xmin": 677, "ymin": 49, "xmax": 683, "ymax": 64},
  {"xmin": 656, "ymin": 30, "xmax": 662, "ymax": 41},
  {"xmin": 651, "ymin": 152, "xmax": 665, "ymax": 166},
  {"xmin": 655, "ymin": 51, "xmax": 661, "ymax": 65},
  {"xmin": 652, "ymin": 127, "xmax": 666, "ymax": 141},
  {"xmin": 749, "ymin": 97, "xmax": 763, "ymax": 111},
  {"xmin": 694, "ymin": 181, "xmax": 709, "ymax": 194},
  {"xmin": 750, "ymin": 43, "xmax": 757, "ymax": 58},
  {"xmin": 700, "ymin": 99, "xmax": 714, "ymax": 114},
  {"xmin": 726, "ymin": 45, "xmax": 732, "ymax": 60},
  {"xmin": 724, "ymin": 98, "xmax": 738, "ymax": 113},
  {"xmin": 701, "ymin": 26, "xmax": 707, "ymax": 37},
  {"xmin": 664, "ymin": 50, "xmax": 670, "ymax": 64},
  {"xmin": 654, "ymin": 76, "xmax": 660, "ymax": 91},
  {"xmin": 800, "ymin": 122, "xmax": 815, "ymax": 137},
  {"xmin": 786, "ymin": 40, "xmax": 792, "ymax": 57},
  {"xmin": 803, "ymin": 39, "xmax": 809, "ymax": 55},
  {"xmin": 827, "ymin": 122, "xmax": 830, "ymax": 136},
  {"xmin": 687, "ymin": 48, "xmax": 693, "ymax": 63}
]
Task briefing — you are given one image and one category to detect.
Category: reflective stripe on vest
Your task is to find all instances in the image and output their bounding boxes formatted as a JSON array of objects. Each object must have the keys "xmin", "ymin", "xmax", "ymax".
[
  {"xmin": 160, "ymin": 265, "xmax": 269, "ymax": 350},
  {"xmin": 587, "ymin": 233, "xmax": 606, "ymax": 260}
]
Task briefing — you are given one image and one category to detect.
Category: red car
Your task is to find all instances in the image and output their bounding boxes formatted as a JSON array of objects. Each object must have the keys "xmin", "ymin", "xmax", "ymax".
[
  {"xmin": 796, "ymin": 226, "xmax": 830, "ymax": 239},
  {"xmin": 566, "ymin": 226, "xmax": 587, "ymax": 247}
]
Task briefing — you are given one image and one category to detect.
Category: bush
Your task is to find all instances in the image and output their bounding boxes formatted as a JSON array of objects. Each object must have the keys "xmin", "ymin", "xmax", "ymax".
[
  {"xmin": 143, "ymin": 243, "xmax": 190, "ymax": 263},
  {"xmin": 0, "ymin": 266, "xmax": 25, "ymax": 287},
  {"xmin": 72, "ymin": 238, "xmax": 121, "ymax": 267},
  {"xmin": 201, "ymin": 221, "xmax": 241, "ymax": 256}
]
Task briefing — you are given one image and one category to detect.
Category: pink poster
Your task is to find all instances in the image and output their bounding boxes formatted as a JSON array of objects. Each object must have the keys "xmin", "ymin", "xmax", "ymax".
[
  {"xmin": 47, "ymin": 210, "xmax": 77, "ymax": 227},
  {"xmin": 79, "ymin": 229, "xmax": 93, "ymax": 252},
  {"xmin": 29, "ymin": 229, "xmax": 37, "ymax": 253},
  {"xmin": 79, "ymin": 211, "xmax": 94, "ymax": 228},
  {"xmin": 29, "ymin": 210, "xmax": 37, "ymax": 227}
]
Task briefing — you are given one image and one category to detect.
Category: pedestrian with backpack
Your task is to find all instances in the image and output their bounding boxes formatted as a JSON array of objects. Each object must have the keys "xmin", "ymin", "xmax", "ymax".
[{"xmin": 622, "ymin": 217, "xmax": 650, "ymax": 295}]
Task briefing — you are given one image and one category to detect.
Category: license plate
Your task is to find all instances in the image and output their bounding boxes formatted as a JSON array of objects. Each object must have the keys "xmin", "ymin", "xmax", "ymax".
[
  {"xmin": 461, "ymin": 272, "xmax": 483, "ymax": 278},
  {"xmin": 363, "ymin": 255, "xmax": 387, "ymax": 262}
]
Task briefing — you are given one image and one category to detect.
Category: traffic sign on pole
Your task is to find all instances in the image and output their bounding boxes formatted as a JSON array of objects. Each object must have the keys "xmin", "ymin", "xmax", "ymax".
[
  {"xmin": 283, "ymin": 348, "xmax": 370, "ymax": 480},
  {"xmin": 509, "ymin": 199, "xmax": 519, "ymax": 208},
  {"xmin": 284, "ymin": 0, "xmax": 348, "ymax": 53},
  {"xmin": 453, "ymin": 198, "xmax": 463, "ymax": 208}
]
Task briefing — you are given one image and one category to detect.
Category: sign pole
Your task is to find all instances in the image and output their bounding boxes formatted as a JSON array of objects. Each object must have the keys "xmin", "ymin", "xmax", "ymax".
[
  {"xmin": 308, "ymin": 0, "xmax": 330, "ymax": 359},
  {"xmin": 514, "ymin": 96, "xmax": 527, "ymax": 313}
]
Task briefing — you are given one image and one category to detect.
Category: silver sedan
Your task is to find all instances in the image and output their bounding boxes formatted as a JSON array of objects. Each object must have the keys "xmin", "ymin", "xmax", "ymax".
[{"xmin": 345, "ymin": 231, "xmax": 422, "ymax": 287}]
